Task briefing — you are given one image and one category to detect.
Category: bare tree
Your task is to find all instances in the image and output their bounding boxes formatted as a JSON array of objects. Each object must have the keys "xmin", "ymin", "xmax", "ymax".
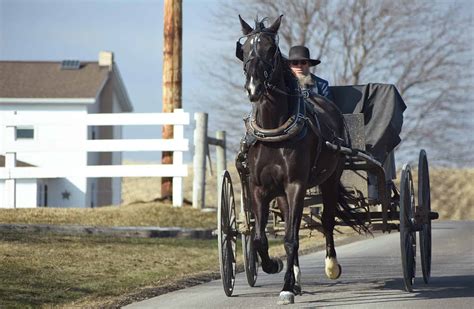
[{"xmin": 208, "ymin": 0, "xmax": 473, "ymax": 167}]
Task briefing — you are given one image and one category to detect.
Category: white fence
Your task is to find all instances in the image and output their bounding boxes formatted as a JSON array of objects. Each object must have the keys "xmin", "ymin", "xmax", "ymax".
[{"xmin": 0, "ymin": 109, "xmax": 189, "ymax": 207}]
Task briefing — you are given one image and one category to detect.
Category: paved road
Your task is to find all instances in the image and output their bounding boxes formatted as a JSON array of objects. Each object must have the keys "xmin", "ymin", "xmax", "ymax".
[{"xmin": 126, "ymin": 221, "xmax": 473, "ymax": 308}]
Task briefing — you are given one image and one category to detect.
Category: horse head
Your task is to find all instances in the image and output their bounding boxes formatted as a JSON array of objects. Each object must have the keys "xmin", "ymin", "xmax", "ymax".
[{"xmin": 237, "ymin": 15, "xmax": 283, "ymax": 102}]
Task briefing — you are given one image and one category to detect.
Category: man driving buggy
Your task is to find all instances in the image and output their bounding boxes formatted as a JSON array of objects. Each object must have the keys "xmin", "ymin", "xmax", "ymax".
[{"xmin": 288, "ymin": 45, "xmax": 334, "ymax": 102}]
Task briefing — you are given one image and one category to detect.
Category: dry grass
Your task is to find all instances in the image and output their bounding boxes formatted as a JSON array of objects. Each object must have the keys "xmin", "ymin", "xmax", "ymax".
[
  {"xmin": 0, "ymin": 202, "xmax": 216, "ymax": 228},
  {"xmin": 400, "ymin": 168, "xmax": 474, "ymax": 220},
  {"xmin": 122, "ymin": 162, "xmax": 242, "ymax": 209},
  {"xmin": 424, "ymin": 168, "xmax": 474, "ymax": 220},
  {"xmin": 123, "ymin": 164, "xmax": 474, "ymax": 221}
]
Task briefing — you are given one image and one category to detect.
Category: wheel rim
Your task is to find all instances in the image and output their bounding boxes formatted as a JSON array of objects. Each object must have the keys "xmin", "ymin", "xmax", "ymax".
[
  {"xmin": 218, "ymin": 171, "xmax": 237, "ymax": 296},
  {"xmin": 241, "ymin": 176, "xmax": 258, "ymax": 287},
  {"xmin": 418, "ymin": 150, "xmax": 432, "ymax": 284},
  {"xmin": 400, "ymin": 164, "xmax": 416, "ymax": 292}
]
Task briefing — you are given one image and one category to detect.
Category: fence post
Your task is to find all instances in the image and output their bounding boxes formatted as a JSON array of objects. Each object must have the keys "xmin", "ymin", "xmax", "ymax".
[
  {"xmin": 216, "ymin": 130, "xmax": 226, "ymax": 199},
  {"xmin": 192, "ymin": 113, "xmax": 207, "ymax": 209}
]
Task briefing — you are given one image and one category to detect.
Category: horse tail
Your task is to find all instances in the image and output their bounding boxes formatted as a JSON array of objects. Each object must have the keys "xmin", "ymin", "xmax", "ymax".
[{"xmin": 336, "ymin": 182, "xmax": 372, "ymax": 235}]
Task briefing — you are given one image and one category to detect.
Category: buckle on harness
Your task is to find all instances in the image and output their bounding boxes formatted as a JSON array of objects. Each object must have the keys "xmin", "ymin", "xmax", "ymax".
[{"xmin": 302, "ymin": 90, "xmax": 310, "ymax": 99}]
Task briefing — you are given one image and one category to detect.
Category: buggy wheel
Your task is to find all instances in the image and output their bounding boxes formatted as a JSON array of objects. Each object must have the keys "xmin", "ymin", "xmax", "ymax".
[
  {"xmin": 242, "ymin": 230, "xmax": 258, "ymax": 287},
  {"xmin": 241, "ymin": 177, "xmax": 258, "ymax": 287},
  {"xmin": 218, "ymin": 170, "xmax": 237, "ymax": 297},
  {"xmin": 418, "ymin": 150, "xmax": 432, "ymax": 284},
  {"xmin": 399, "ymin": 164, "xmax": 416, "ymax": 292}
]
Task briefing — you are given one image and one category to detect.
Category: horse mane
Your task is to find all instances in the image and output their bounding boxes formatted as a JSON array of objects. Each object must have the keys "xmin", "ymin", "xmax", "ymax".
[{"xmin": 254, "ymin": 16, "xmax": 268, "ymax": 32}]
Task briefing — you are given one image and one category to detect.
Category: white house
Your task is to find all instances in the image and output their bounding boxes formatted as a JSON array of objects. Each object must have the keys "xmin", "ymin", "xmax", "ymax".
[{"xmin": 0, "ymin": 51, "xmax": 133, "ymax": 208}]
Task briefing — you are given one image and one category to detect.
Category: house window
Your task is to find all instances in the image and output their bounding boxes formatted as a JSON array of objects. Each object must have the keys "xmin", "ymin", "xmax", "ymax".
[{"xmin": 16, "ymin": 127, "xmax": 34, "ymax": 139}]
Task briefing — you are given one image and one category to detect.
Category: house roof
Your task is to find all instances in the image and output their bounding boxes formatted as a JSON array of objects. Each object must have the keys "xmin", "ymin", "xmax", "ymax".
[
  {"xmin": 0, "ymin": 60, "xmax": 133, "ymax": 112},
  {"xmin": 0, "ymin": 155, "xmax": 35, "ymax": 167},
  {"xmin": 0, "ymin": 61, "xmax": 109, "ymax": 98}
]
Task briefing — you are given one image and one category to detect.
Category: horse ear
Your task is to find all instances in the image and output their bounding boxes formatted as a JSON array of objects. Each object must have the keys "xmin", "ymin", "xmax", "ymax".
[
  {"xmin": 239, "ymin": 15, "xmax": 253, "ymax": 35},
  {"xmin": 267, "ymin": 15, "xmax": 283, "ymax": 33}
]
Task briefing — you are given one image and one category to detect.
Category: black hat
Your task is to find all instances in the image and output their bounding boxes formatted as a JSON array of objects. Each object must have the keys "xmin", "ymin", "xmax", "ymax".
[{"xmin": 288, "ymin": 45, "xmax": 321, "ymax": 66}]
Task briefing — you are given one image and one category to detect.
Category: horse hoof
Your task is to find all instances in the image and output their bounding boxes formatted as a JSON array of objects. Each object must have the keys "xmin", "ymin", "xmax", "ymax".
[
  {"xmin": 325, "ymin": 257, "xmax": 342, "ymax": 280},
  {"xmin": 294, "ymin": 285, "xmax": 302, "ymax": 296},
  {"xmin": 277, "ymin": 291, "xmax": 294, "ymax": 305}
]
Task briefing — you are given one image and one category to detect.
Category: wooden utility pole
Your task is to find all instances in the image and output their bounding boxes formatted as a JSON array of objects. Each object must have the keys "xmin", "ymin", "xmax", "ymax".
[{"xmin": 161, "ymin": 0, "xmax": 182, "ymax": 200}]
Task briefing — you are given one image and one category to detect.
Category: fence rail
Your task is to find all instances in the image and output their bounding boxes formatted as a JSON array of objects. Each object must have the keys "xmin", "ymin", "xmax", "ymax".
[
  {"xmin": 1, "ymin": 109, "xmax": 189, "ymax": 208},
  {"xmin": 3, "ymin": 139, "xmax": 189, "ymax": 153}
]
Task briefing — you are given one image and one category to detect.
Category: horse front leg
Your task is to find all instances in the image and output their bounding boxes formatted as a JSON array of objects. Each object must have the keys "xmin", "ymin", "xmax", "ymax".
[
  {"xmin": 278, "ymin": 183, "xmax": 305, "ymax": 305},
  {"xmin": 275, "ymin": 196, "xmax": 302, "ymax": 296},
  {"xmin": 320, "ymin": 179, "xmax": 342, "ymax": 280},
  {"xmin": 251, "ymin": 186, "xmax": 283, "ymax": 275}
]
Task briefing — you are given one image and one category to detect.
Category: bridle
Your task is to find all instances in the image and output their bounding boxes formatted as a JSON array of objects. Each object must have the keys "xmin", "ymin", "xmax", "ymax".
[{"xmin": 236, "ymin": 31, "xmax": 301, "ymax": 98}]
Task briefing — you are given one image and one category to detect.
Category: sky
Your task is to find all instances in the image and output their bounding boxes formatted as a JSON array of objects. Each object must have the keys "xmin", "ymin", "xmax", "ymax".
[{"xmin": 0, "ymin": 0, "xmax": 232, "ymax": 162}]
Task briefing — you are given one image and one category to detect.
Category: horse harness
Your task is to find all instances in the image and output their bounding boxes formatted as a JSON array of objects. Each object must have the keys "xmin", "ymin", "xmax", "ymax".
[{"xmin": 237, "ymin": 95, "xmax": 349, "ymax": 181}]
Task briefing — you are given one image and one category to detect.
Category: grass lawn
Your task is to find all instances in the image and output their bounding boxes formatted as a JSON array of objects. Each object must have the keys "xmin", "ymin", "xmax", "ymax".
[
  {"xmin": 0, "ymin": 232, "xmax": 219, "ymax": 308},
  {"xmin": 0, "ymin": 202, "xmax": 215, "ymax": 307},
  {"xmin": 0, "ymin": 227, "xmax": 350, "ymax": 308},
  {"xmin": 0, "ymin": 202, "xmax": 360, "ymax": 307}
]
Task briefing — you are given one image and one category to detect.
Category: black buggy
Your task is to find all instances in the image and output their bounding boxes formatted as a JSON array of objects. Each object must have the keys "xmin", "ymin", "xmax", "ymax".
[{"xmin": 217, "ymin": 83, "xmax": 439, "ymax": 296}]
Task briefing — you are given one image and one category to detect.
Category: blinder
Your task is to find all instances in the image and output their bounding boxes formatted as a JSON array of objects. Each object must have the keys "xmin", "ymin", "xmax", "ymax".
[{"xmin": 236, "ymin": 41, "xmax": 243, "ymax": 61}]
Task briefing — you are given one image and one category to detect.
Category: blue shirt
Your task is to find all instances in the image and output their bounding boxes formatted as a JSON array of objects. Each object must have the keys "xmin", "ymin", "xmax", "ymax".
[{"xmin": 301, "ymin": 73, "xmax": 334, "ymax": 102}]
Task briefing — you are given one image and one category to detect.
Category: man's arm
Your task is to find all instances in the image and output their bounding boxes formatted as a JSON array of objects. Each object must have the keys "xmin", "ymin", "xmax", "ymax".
[{"xmin": 315, "ymin": 76, "xmax": 335, "ymax": 102}]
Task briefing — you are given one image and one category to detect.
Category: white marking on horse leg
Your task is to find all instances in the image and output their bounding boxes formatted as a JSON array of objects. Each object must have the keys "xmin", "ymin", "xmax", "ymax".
[
  {"xmin": 248, "ymin": 76, "xmax": 256, "ymax": 96},
  {"xmin": 293, "ymin": 264, "xmax": 302, "ymax": 295},
  {"xmin": 294, "ymin": 265, "xmax": 301, "ymax": 287},
  {"xmin": 277, "ymin": 291, "xmax": 295, "ymax": 305},
  {"xmin": 325, "ymin": 257, "xmax": 341, "ymax": 279}
]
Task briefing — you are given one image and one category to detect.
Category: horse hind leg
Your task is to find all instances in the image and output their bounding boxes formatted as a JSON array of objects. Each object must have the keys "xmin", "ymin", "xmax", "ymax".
[{"xmin": 320, "ymin": 178, "xmax": 342, "ymax": 280}]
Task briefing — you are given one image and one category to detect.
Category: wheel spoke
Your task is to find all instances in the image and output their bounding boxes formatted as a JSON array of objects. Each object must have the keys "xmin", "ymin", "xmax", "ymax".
[{"xmin": 218, "ymin": 171, "xmax": 237, "ymax": 296}]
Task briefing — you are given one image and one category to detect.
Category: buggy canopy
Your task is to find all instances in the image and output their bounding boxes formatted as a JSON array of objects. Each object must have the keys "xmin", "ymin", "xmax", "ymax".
[{"xmin": 330, "ymin": 83, "xmax": 406, "ymax": 164}]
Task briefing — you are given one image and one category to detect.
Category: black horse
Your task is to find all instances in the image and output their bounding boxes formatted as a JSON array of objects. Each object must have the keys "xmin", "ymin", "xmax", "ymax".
[{"xmin": 236, "ymin": 15, "xmax": 367, "ymax": 305}]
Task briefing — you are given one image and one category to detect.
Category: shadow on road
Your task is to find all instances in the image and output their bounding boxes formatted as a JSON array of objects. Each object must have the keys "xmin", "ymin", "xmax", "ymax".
[
  {"xmin": 384, "ymin": 275, "xmax": 474, "ymax": 298},
  {"xmin": 295, "ymin": 275, "xmax": 474, "ymax": 307}
]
